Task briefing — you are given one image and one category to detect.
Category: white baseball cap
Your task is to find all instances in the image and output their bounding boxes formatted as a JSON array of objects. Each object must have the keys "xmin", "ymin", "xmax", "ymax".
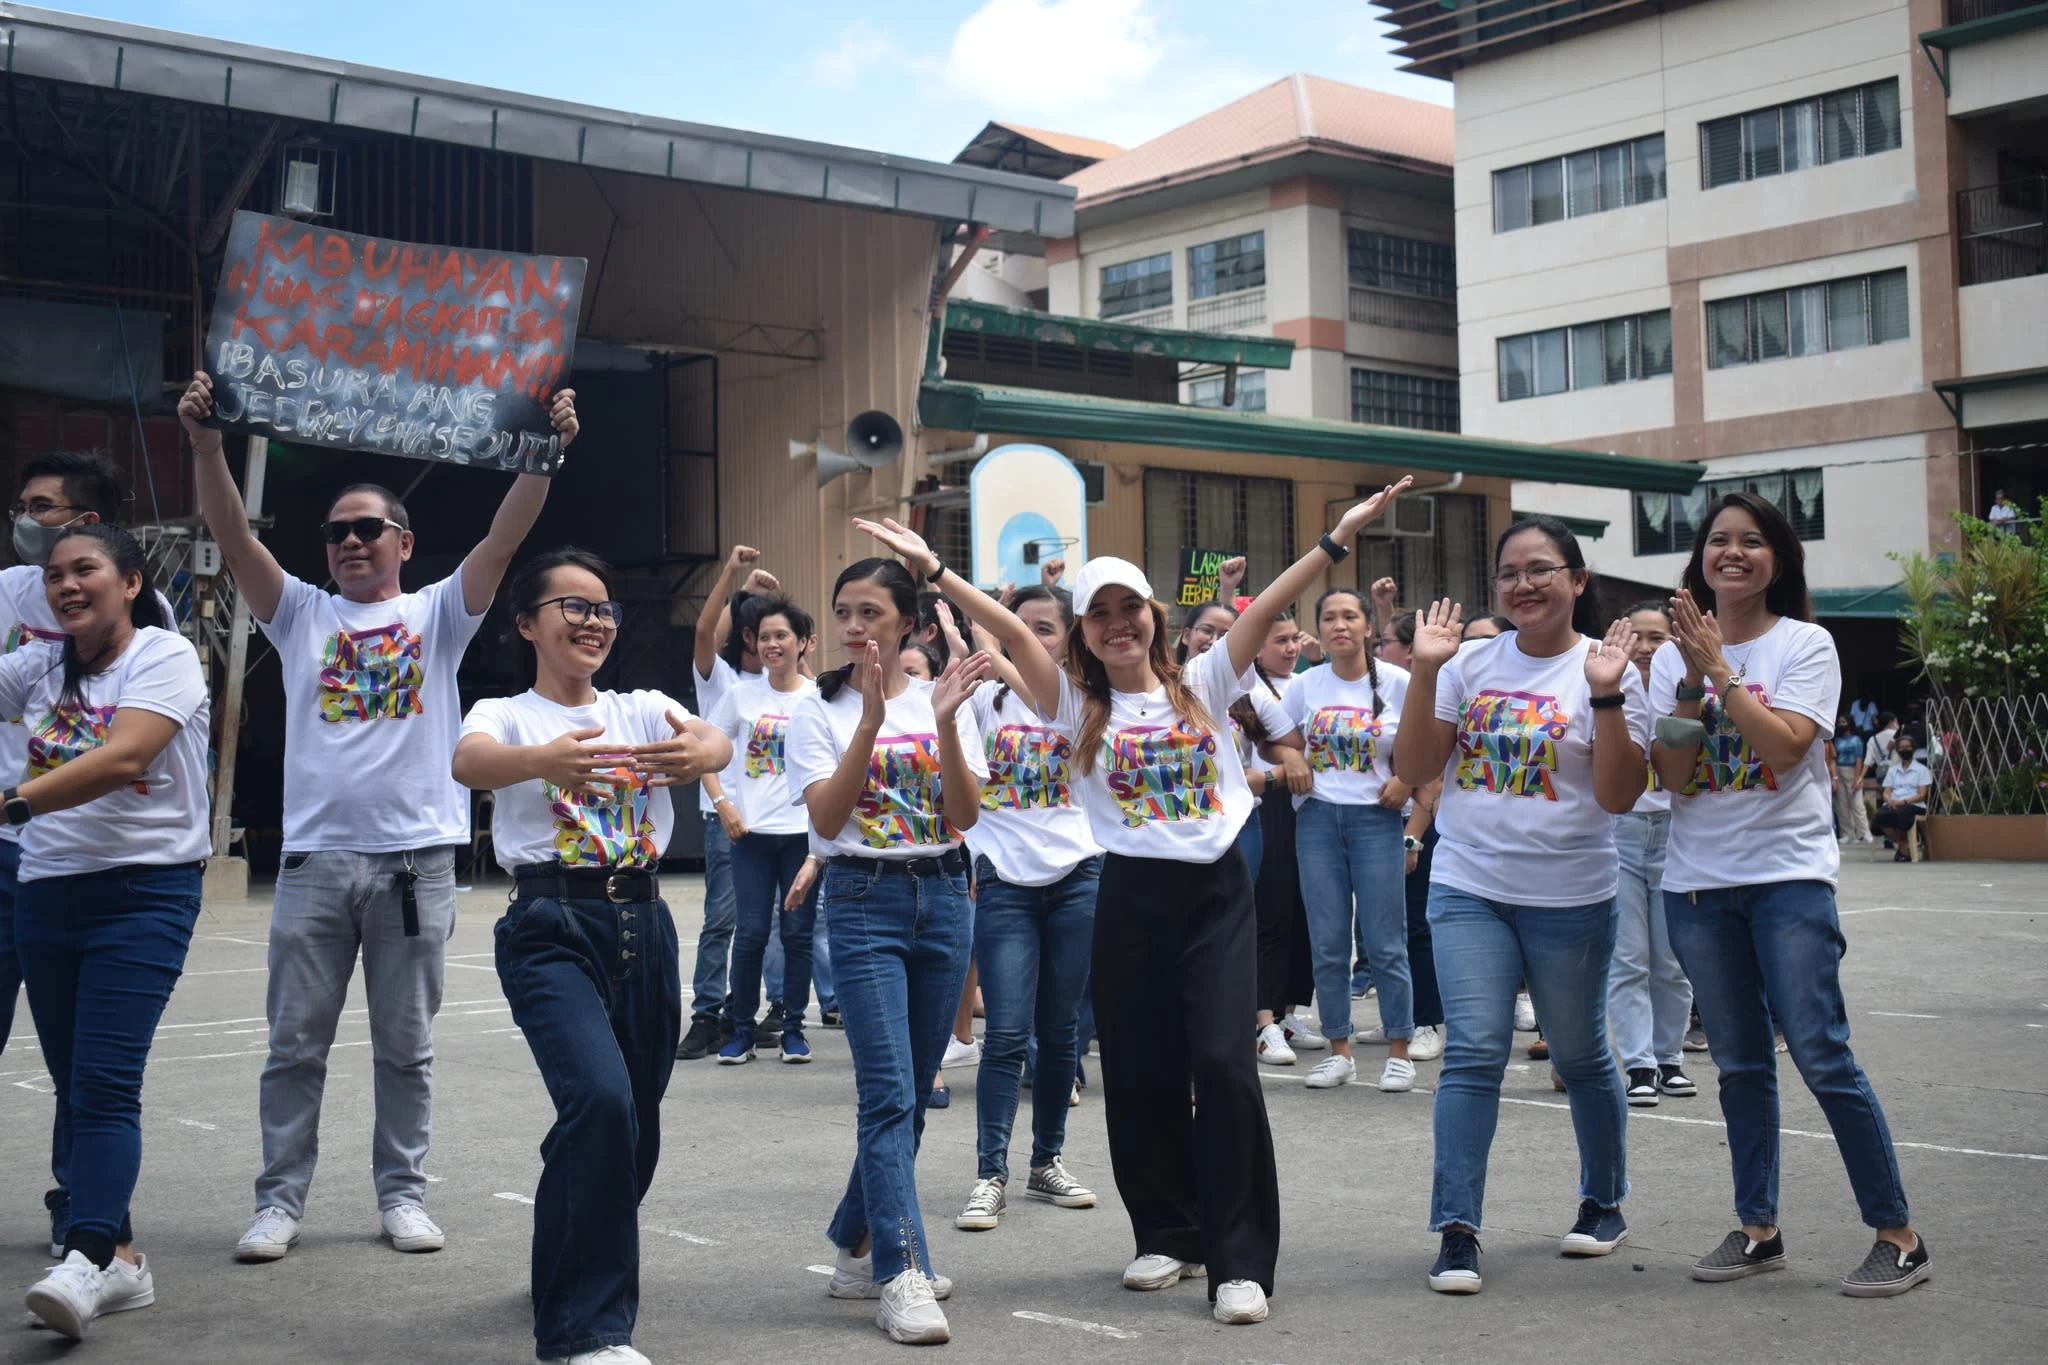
[{"xmin": 1069, "ymin": 556, "xmax": 1154, "ymax": 615}]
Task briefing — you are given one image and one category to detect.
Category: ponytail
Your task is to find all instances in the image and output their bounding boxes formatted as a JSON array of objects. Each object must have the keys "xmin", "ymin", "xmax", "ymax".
[{"xmin": 816, "ymin": 663, "xmax": 856, "ymax": 702}]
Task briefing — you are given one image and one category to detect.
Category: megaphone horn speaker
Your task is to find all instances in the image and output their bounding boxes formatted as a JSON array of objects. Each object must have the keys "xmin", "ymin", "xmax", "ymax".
[
  {"xmin": 814, "ymin": 446, "xmax": 868, "ymax": 488},
  {"xmin": 845, "ymin": 411, "xmax": 903, "ymax": 462},
  {"xmin": 788, "ymin": 438, "xmax": 816, "ymax": 461}
]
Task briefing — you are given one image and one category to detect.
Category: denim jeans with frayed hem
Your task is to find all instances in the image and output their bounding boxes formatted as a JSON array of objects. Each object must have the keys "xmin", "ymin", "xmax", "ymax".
[
  {"xmin": 1296, "ymin": 799, "xmax": 1411, "ymax": 1041},
  {"xmin": 1665, "ymin": 880, "xmax": 1909, "ymax": 1230},
  {"xmin": 824, "ymin": 859, "xmax": 972, "ymax": 1283},
  {"xmin": 1426, "ymin": 885, "xmax": 1627, "ymax": 1232}
]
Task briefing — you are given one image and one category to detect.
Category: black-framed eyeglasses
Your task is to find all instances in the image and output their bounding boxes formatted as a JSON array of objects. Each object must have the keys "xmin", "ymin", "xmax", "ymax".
[
  {"xmin": 9, "ymin": 500, "xmax": 84, "ymax": 520},
  {"xmin": 530, "ymin": 595, "xmax": 624, "ymax": 629},
  {"xmin": 321, "ymin": 516, "xmax": 405, "ymax": 545},
  {"xmin": 1495, "ymin": 563, "xmax": 1566, "ymax": 590}
]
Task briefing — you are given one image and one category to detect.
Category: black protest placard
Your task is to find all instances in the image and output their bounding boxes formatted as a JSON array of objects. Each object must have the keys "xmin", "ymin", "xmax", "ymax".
[
  {"xmin": 1176, "ymin": 546, "xmax": 1232, "ymax": 607},
  {"xmin": 202, "ymin": 211, "xmax": 586, "ymax": 475}
]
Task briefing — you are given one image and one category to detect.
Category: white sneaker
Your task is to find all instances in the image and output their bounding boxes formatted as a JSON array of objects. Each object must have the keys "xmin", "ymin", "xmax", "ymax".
[
  {"xmin": 876, "ymin": 1271, "xmax": 949, "ymax": 1345},
  {"xmin": 1213, "ymin": 1278, "xmax": 1270, "ymax": 1325},
  {"xmin": 1282, "ymin": 1013, "xmax": 1328, "ymax": 1050},
  {"xmin": 1514, "ymin": 993, "xmax": 1537, "ymax": 1032},
  {"xmin": 1304, "ymin": 1054, "xmax": 1356, "ymax": 1089},
  {"xmin": 941, "ymin": 1036, "xmax": 981, "ymax": 1069},
  {"xmin": 829, "ymin": 1247, "xmax": 952, "ymax": 1300},
  {"xmin": 1409, "ymin": 1025, "xmax": 1445, "ymax": 1060},
  {"xmin": 1379, "ymin": 1056, "xmax": 1418, "ymax": 1092},
  {"xmin": 25, "ymin": 1251, "xmax": 105, "ymax": 1340},
  {"xmin": 1122, "ymin": 1254, "xmax": 1205, "ymax": 1290},
  {"xmin": 956, "ymin": 1177, "xmax": 1006, "ymax": 1230},
  {"xmin": 543, "ymin": 1347, "xmax": 652, "ymax": 1365},
  {"xmin": 1255, "ymin": 1023, "xmax": 1296, "ymax": 1066},
  {"xmin": 380, "ymin": 1204, "xmax": 445, "ymax": 1253},
  {"xmin": 1356, "ymin": 1025, "xmax": 1389, "ymax": 1044},
  {"xmin": 235, "ymin": 1206, "xmax": 301, "ymax": 1262}
]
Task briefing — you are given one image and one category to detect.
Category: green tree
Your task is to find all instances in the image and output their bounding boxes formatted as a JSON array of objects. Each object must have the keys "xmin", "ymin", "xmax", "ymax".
[{"xmin": 1896, "ymin": 502, "xmax": 2048, "ymax": 700}]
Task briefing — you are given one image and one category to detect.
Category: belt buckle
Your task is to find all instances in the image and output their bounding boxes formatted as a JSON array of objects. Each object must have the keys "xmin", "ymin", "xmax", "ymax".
[{"xmin": 604, "ymin": 872, "xmax": 634, "ymax": 904}]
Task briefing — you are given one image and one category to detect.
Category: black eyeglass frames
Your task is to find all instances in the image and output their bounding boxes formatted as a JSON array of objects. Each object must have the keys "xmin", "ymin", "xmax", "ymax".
[{"xmin": 529, "ymin": 595, "xmax": 625, "ymax": 629}]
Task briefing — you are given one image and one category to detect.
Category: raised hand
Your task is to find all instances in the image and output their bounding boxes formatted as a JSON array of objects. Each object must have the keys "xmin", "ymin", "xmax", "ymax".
[
  {"xmin": 1333, "ymin": 476, "xmax": 1416, "ymax": 540},
  {"xmin": 852, "ymin": 516, "xmax": 939, "ymax": 578},
  {"xmin": 725, "ymin": 545, "xmax": 761, "ymax": 576},
  {"xmin": 548, "ymin": 388, "xmax": 580, "ymax": 448},
  {"xmin": 933, "ymin": 600, "xmax": 971, "ymax": 660},
  {"xmin": 856, "ymin": 642, "xmax": 888, "ymax": 734},
  {"xmin": 632, "ymin": 711, "xmax": 722, "ymax": 787},
  {"xmin": 1411, "ymin": 598, "xmax": 1465, "ymax": 670},
  {"xmin": 743, "ymin": 568, "xmax": 781, "ymax": 596},
  {"xmin": 1371, "ymin": 576, "xmax": 1399, "ymax": 613},
  {"xmin": 932, "ymin": 651, "xmax": 994, "ymax": 725},
  {"xmin": 1040, "ymin": 556, "xmax": 1067, "ymax": 587},
  {"xmin": 177, "ymin": 371, "xmax": 224, "ymax": 455},
  {"xmin": 1585, "ymin": 618, "xmax": 1638, "ymax": 694},
  {"xmin": 1669, "ymin": 589, "xmax": 1729, "ymax": 682},
  {"xmin": 1215, "ymin": 556, "xmax": 1247, "ymax": 598},
  {"xmin": 534, "ymin": 726, "xmax": 629, "ymax": 798}
]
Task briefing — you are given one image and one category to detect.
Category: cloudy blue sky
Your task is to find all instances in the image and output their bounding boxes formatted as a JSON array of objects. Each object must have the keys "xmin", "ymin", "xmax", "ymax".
[{"xmin": 56, "ymin": 0, "xmax": 1448, "ymax": 163}]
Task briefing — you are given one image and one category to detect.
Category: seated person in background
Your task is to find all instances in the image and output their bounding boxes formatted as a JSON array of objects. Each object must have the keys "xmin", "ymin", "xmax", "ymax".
[{"xmin": 1869, "ymin": 737, "xmax": 1932, "ymax": 863}]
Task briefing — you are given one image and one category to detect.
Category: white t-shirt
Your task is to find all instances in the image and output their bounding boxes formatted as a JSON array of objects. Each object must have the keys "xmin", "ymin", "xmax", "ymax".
[
  {"xmin": 0, "ymin": 626, "xmax": 211, "ymax": 880},
  {"xmin": 965, "ymin": 681, "xmax": 1101, "ymax": 887},
  {"xmin": 1631, "ymin": 676, "xmax": 1671, "ymax": 814},
  {"xmin": 260, "ymin": 572, "xmax": 483, "ymax": 853},
  {"xmin": 1282, "ymin": 659, "xmax": 1412, "ymax": 808},
  {"xmin": 1429, "ymin": 633, "xmax": 1649, "ymax": 907},
  {"xmin": 1649, "ymin": 618, "xmax": 1841, "ymax": 892},
  {"xmin": 784, "ymin": 677, "xmax": 987, "ymax": 860},
  {"xmin": 1882, "ymin": 758, "xmax": 1933, "ymax": 804},
  {"xmin": 459, "ymin": 688, "xmax": 685, "ymax": 873},
  {"xmin": 1051, "ymin": 641, "xmax": 1257, "ymax": 863},
  {"xmin": 708, "ymin": 674, "xmax": 816, "ymax": 837},
  {"xmin": 693, "ymin": 655, "xmax": 760, "ymax": 816}
]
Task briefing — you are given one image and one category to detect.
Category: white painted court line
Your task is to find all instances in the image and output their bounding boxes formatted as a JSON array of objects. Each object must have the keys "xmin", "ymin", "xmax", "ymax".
[
  {"xmin": 495, "ymin": 1192, "xmax": 536, "ymax": 1205},
  {"xmin": 1012, "ymin": 1310, "xmax": 1138, "ymax": 1340},
  {"xmin": 648, "ymin": 1227, "xmax": 719, "ymax": 1246},
  {"xmin": 1498, "ymin": 1096, "xmax": 2048, "ymax": 1161},
  {"xmin": 173, "ymin": 1117, "xmax": 218, "ymax": 1132},
  {"xmin": 805, "ymin": 1264, "xmax": 834, "ymax": 1276},
  {"xmin": 1869, "ymin": 1011, "xmax": 1941, "ymax": 1019},
  {"xmin": 1839, "ymin": 906, "xmax": 2044, "ymax": 917},
  {"xmin": 182, "ymin": 967, "xmax": 273, "ymax": 977},
  {"xmin": 447, "ymin": 963, "xmax": 499, "ymax": 972}
]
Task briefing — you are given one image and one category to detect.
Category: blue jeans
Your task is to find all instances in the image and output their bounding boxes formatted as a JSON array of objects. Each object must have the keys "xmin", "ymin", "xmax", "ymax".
[
  {"xmin": 0, "ymin": 840, "xmax": 69, "ymax": 1220},
  {"xmin": 496, "ymin": 888, "xmax": 680, "ymax": 1360},
  {"xmin": 1426, "ymin": 886, "xmax": 1627, "ymax": 1231},
  {"xmin": 1296, "ymin": 799, "xmax": 1411, "ymax": 1041},
  {"xmin": 972, "ymin": 855, "xmax": 1100, "ymax": 1182},
  {"xmin": 17, "ymin": 862, "xmax": 202, "ymax": 1263},
  {"xmin": 825, "ymin": 859, "xmax": 973, "ymax": 1283},
  {"xmin": 1609, "ymin": 812, "xmax": 1690, "ymax": 1071},
  {"xmin": 1665, "ymin": 881, "xmax": 1909, "ymax": 1229},
  {"xmin": 728, "ymin": 831, "xmax": 817, "ymax": 1028},
  {"xmin": 1233, "ymin": 813, "xmax": 1263, "ymax": 885},
  {"xmin": 692, "ymin": 814, "xmax": 738, "ymax": 1022}
]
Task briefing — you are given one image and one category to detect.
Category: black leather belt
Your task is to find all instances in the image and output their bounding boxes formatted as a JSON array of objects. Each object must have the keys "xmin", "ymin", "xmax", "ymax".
[
  {"xmin": 830, "ymin": 848, "xmax": 965, "ymax": 878},
  {"xmin": 513, "ymin": 864, "xmax": 659, "ymax": 904}
]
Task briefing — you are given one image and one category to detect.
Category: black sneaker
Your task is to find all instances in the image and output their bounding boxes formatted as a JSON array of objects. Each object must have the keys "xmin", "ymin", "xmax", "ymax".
[
  {"xmin": 819, "ymin": 1005, "xmax": 843, "ymax": 1029},
  {"xmin": 1692, "ymin": 1228, "xmax": 1787, "ymax": 1282},
  {"xmin": 1559, "ymin": 1198, "xmax": 1629, "ymax": 1256},
  {"xmin": 675, "ymin": 1017, "xmax": 722, "ymax": 1061},
  {"xmin": 1625, "ymin": 1067, "xmax": 1660, "ymax": 1107},
  {"xmin": 761, "ymin": 1001, "xmax": 787, "ymax": 1036},
  {"xmin": 1842, "ymin": 1235, "xmax": 1931, "ymax": 1298},
  {"xmin": 1428, "ymin": 1227, "xmax": 1482, "ymax": 1294},
  {"xmin": 1657, "ymin": 1063, "xmax": 1697, "ymax": 1096}
]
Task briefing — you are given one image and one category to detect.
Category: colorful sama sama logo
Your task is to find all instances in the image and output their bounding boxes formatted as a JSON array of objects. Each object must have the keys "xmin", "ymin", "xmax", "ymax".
[
  {"xmin": 317, "ymin": 623, "xmax": 426, "ymax": 723},
  {"xmin": 1454, "ymin": 689, "xmax": 1568, "ymax": 801},
  {"xmin": 1103, "ymin": 720, "xmax": 1223, "ymax": 827}
]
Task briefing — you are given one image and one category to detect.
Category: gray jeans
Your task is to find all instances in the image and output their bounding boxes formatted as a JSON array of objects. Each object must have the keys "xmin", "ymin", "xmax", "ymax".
[{"xmin": 254, "ymin": 847, "xmax": 457, "ymax": 1217}]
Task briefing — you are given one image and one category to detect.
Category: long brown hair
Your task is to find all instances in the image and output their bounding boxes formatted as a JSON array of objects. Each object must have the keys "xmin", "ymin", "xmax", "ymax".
[{"xmin": 1065, "ymin": 598, "xmax": 1217, "ymax": 776}]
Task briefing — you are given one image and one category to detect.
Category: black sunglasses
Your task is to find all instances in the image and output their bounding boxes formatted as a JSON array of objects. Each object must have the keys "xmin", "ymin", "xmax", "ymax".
[
  {"xmin": 321, "ymin": 516, "xmax": 405, "ymax": 545},
  {"xmin": 530, "ymin": 595, "xmax": 625, "ymax": 629}
]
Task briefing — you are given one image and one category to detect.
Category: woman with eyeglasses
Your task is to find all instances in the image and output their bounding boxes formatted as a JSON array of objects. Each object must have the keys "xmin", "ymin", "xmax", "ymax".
[
  {"xmin": 706, "ymin": 596, "xmax": 823, "ymax": 1065},
  {"xmin": 7, "ymin": 525, "xmax": 209, "ymax": 1342},
  {"xmin": 453, "ymin": 549, "xmax": 730, "ymax": 1365},
  {"xmin": 1393, "ymin": 515, "xmax": 1646, "ymax": 1297}
]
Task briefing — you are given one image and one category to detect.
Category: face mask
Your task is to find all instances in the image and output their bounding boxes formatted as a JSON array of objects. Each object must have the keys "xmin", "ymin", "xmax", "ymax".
[{"xmin": 12, "ymin": 513, "xmax": 81, "ymax": 567}]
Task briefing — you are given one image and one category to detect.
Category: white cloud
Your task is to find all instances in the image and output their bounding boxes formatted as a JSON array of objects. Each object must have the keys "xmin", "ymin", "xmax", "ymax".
[
  {"xmin": 809, "ymin": 24, "xmax": 901, "ymax": 92},
  {"xmin": 946, "ymin": 0, "xmax": 1162, "ymax": 113}
]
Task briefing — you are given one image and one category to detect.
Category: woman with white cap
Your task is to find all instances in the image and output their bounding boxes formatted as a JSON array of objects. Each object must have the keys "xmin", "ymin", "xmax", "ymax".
[{"xmin": 855, "ymin": 478, "xmax": 1410, "ymax": 1329}]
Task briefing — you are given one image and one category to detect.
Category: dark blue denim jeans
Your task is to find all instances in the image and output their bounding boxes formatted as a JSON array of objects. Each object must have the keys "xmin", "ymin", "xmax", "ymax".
[
  {"xmin": 824, "ymin": 858, "xmax": 972, "ymax": 1283},
  {"xmin": 691, "ymin": 813, "xmax": 738, "ymax": 1022},
  {"xmin": 972, "ymin": 854, "xmax": 1100, "ymax": 1182},
  {"xmin": 0, "ymin": 839, "xmax": 69, "ymax": 1224},
  {"xmin": 496, "ymin": 889, "xmax": 681, "ymax": 1360},
  {"xmin": 17, "ymin": 861, "xmax": 202, "ymax": 1264},
  {"xmin": 1665, "ymin": 880, "xmax": 1910, "ymax": 1229},
  {"xmin": 728, "ymin": 831, "xmax": 817, "ymax": 1028}
]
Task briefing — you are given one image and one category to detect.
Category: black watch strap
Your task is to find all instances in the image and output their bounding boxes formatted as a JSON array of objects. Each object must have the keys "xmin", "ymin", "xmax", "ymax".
[
  {"xmin": 2, "ymin": 786, "xmax": 29, "ymax": 826},
  {"xmin": 1318, "ymin": 532, "xmax": 1350, "ymax": 563},
  {"xmin": 1589, "ymin": 692, "xmax": 1626, "ymax": 710},
  {"xmin": 925, "ymin": 559, "xmax": 947, "ymax": 585}
]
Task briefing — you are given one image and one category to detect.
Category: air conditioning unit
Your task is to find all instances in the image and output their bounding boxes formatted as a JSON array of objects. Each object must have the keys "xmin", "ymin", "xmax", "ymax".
[{"xmin": 1361, "ymin": 493, "xmax": 1436, "ymax": 538}]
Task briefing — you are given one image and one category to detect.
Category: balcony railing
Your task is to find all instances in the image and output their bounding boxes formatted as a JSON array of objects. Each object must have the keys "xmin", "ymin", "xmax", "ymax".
[
  {"xmin": 1945, "ymin": 0, "xmax": 2046, "ymax": 24},
  {"xmin": 1108, "ymin": 304, "xmax": 1174, "ymax": 329},
  {"xmin": 1958, "ymin": 176, "xmax": 2047, "ymax": 285},
  {"xmin": 1349, "ymin": 287, "xmax": 1458, "ymax": 335},
  {"xmin": 1187, "ymin": 287, "xmax": 1266, "ymax": 334}
]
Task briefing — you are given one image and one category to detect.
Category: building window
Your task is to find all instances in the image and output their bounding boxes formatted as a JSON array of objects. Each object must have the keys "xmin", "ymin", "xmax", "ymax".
[
  {"xmin": 1700, "ymin": 79, "xmax": 1901, "ymax": 190},
  {"xmin": 1100, "ymin": 253, "xmax": 1171, "ymax": 318},
  {"xmin": 1357, "ymin": 491, "xmax": 1492, "ymax": 617},
  {"xmin": 1705, "ymin": 269, "xmax": 1908, "ymax": 369},
  {"xmin": 1143, "ymin": 468, "xmax": 1295, "ymax": 610},
  {"xmin": 1347, "ymin": 229, "xmax": 1456, "ymax": 298},
  {"xmin": 1351, "ymin": 369, "xmax": 1460, "ymax": 431},
  {"xmin": 1188, "ymin": 371, "xmax": 1267, "ymax": 411},
  {"xmin": 1497, "ymin": 310, "xmax": 1672, "ymax": 401},
  {"xmin": 1493, "ymin": 134, "xmax": 1665, "ymax": 232},
  {"xmin": 1189, "ymin": 232, "xmax": 1265, "ymax": 299},
  {"xmin": 1634, "ymin": 469, "xmax": 1826, "ymax": 556}
]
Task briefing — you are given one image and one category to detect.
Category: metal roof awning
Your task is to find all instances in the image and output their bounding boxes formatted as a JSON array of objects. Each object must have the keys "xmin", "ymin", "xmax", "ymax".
[
  {"xmin": 1812, "ymin": 585, "xmax": 1909, "ymax": 619},
  {"xmin": 943, "ymin": 299, "xmax": 1295, "ymax": 370},
  {"xmin": 1515, "ymin": 509, "xmax": 1609, "ymax": 540},
  {"xmin": 918, "ymin": 381, "xmax": 1707, "ymax": 493},
  {"xmin": 1931, "ymin": 366, "xmax": 2048, "ymax": 424},
  {"xmin": 1918, "ymin": 1, "xmax": 2048, "ymax": 95},
  {"xmin": 0, "ymin": 3, "xmax": 1075, "ymax": 236}
]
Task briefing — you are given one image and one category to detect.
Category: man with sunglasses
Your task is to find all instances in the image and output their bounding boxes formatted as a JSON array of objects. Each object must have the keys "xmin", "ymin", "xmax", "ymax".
[{"xmin": 177, "ymin": 370, "xmax": 578, "ymax": 1264}]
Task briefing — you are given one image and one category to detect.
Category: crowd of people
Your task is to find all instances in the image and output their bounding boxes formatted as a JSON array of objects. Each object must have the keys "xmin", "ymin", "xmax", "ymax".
[{"xmin": 0, "ymin": 371, "xmax": 1932, "ymax": 1361}]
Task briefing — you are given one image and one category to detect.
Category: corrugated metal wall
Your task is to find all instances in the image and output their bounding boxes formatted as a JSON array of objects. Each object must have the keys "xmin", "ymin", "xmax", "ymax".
[{"xmin": 533, "ymin": 166, "xmax": 940, "ymax": 654}]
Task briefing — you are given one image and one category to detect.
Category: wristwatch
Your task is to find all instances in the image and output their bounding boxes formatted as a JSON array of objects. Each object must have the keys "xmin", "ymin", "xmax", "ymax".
[
  {"xmin": 2, "ymin": 787, "xmax": 29, "ymax": 827},
  {"xmin": 1403, "ymin": 834, "xmax": 1425, "ymax": 853}
]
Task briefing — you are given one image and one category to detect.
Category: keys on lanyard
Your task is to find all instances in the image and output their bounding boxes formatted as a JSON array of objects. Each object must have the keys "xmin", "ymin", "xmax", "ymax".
[{"xmin": 399, "ymin": 859, "xmax": 421, "ymax": 937}]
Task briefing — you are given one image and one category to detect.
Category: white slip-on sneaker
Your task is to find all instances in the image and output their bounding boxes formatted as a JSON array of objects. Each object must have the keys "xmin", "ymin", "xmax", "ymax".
[
  {"xmin": 25, "ymin": 1251, "xmax": 104, "ymax": 1341},
  {"xmin": 829, "ymin": 1247, "xmax": 952, "ymax": 1300},
  {"xmin": 1255, "ymin": 1023, "xmax": 1295, "ymax": 1066},
  {"xmin": 380, "ymin": 1204, "xmax": 445, "ymax": 1253},
  {"xmin": 1356, "ymin": 1025, "xmax": 1389, "ymax": 1044},
  {"xmin": 1514, "ymin": 993, "xmax": 1537, "ymax": 1032},
  {"xmin": 543, "ymin": 1347, "xmax": 653, "ymax": 1365},
  {"xmin": 941, "ymin": 1036, "xmax": 981, "ymax": 1069},
  {"xmin": 235, "ymin": 1206, "xmax": 301, "ymax": 1262},
  {"xmin": 956, "ymin": 1177, "xmax": 1006, "ymax": 1230},
  {"xmin": 876, "ymin": 1271, "xmax": 949, "ymax": 1345},
  {"xmin": 1122, "ymin": 1254, "xmax": 1205, "ymax": 1290},
  {"xmin": 1304, "ymin": 1054, "xmax": 1355, "ymax": 1089},
  {"xmin": 93, "ymin": 1253, "xmax": 155, "ymax": 1318},
  {"xmin": 1213, "ymin": 1278, "xmax": 1270, "ymax": 1325},
  {"xmin": 1379, "ymin": 1057, "xmax": 1418, "ymax": 1092},
  {"xmin": 1281, "ymin": 1014, "xmax": 1327, "ymax": 1050},
  {"xmin": 1408, "ymin": 1025, "xmax": 1445, "ymax": 1060}
]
